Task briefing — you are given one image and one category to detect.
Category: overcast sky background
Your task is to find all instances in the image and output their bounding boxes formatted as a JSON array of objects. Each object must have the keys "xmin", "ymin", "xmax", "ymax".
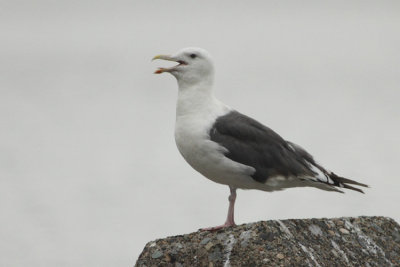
[{"xmin": 1, "ymin": 1, "xmax": 399, "ymax": 266}]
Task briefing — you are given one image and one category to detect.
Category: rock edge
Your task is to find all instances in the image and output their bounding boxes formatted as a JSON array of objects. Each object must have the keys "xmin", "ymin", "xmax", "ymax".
[{"xmin": 135, "ymin": 216, "xmax": 400, "ymax": 266}]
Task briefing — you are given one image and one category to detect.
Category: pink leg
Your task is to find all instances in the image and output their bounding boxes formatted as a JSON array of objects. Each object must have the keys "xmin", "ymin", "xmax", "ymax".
[{"xmin": 201, "ymin": 186, "xmax": 237, "ymax": 231}]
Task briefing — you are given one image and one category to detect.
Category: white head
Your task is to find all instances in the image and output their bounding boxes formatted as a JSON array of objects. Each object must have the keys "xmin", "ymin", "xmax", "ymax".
[{"xmin": 153, "ymin": 47, "xmax": 214, "ymax": 87}]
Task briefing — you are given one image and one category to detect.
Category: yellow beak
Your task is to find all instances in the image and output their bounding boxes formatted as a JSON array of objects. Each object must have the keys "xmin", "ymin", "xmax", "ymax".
[
  {"xmin": 152, "ymin": 54, "xmax": 175, "ymax": 61},
  {"xmin": 152, "ymin": 54, "xmax": 180, "ymax": 74}
]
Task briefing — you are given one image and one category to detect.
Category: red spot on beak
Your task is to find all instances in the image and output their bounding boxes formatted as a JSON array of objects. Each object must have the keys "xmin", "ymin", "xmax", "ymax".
[{"xmin": 154, "ymin": 68, "xmax": 165, "ymax": 74}]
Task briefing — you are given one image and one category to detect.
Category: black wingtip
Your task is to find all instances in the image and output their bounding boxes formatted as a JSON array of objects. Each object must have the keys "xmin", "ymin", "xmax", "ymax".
[
  {"xmin": 330, "ymin": 172, "xmax": 368, "ymax": 193},
  {"xmin": 342, "ymin": 183, "xmax": 365, "ymax": 194}
]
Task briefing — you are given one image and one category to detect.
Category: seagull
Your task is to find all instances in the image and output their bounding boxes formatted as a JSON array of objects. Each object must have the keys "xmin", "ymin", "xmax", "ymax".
[{"xmin": 153, "ymin": 47, "xmax": 368, "ymax": 231}]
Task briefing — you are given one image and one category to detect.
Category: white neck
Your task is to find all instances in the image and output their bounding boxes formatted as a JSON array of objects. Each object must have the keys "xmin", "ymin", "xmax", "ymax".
[{"xmin": 176, "ymin": 79, "xmax": 216, "ymax": 118}]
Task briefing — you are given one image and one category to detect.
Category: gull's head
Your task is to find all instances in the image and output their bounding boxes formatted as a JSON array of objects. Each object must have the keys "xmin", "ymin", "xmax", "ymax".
[{"xmin": 153, "ymin": 47, "xmax": 214, "ymax": 86}]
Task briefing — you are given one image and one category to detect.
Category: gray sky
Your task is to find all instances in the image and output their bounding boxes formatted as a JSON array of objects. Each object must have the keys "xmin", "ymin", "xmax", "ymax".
[{"xmin": 1, "ymin": 1, "xmax": 399, "ymax": 266}]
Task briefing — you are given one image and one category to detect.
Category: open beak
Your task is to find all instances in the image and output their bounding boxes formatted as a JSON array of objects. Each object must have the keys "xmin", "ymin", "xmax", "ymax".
[{"xmin": 152, "ymin": 54, "xmax": 187, "ymax": 74}]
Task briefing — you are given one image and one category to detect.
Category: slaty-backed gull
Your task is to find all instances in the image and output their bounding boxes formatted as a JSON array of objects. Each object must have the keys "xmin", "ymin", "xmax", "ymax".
[{"xmin": 153, "ymin": 47, "xmax": 368, "ymax": 231}]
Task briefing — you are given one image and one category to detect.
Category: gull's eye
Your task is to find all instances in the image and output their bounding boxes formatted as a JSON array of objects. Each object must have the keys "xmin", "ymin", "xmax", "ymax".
[{"xmin": 190, "ymin": 53, "xmax": 197, "ymax": 59}]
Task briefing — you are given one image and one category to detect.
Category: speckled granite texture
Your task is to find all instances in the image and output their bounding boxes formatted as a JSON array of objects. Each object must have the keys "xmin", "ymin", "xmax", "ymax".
[{"xmin": 135, "ymin": 216, "xmax": 400, "ymax": 267}]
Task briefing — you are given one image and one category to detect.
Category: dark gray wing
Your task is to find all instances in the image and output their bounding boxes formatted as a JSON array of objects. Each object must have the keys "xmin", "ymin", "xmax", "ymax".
[{"xmin": 209, "ymin": 111, "xmax": 316, "ymax": 183}]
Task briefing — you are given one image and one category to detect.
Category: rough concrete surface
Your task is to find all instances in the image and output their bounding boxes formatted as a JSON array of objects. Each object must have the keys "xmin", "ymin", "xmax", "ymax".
[{"xmin": 135, "ymin": 216, "xmax": 400, "ymax": 266}]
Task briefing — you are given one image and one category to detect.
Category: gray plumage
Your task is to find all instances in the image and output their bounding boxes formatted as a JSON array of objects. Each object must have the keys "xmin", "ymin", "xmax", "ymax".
[{"xmin": 209, "ymin": 110, "xmax": 367, "ymax": 193}]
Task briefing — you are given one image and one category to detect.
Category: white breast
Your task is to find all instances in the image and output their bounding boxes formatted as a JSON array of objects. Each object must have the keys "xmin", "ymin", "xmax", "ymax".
[{"xmin": 174, "ymin": 93, "xmax": 255, "ymax": 188}]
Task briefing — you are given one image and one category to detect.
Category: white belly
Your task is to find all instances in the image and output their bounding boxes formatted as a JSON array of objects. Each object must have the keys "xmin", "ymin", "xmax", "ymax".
[{"xmin": 174, "ymin": 107, "xmax": 256, "ymax": 188}]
